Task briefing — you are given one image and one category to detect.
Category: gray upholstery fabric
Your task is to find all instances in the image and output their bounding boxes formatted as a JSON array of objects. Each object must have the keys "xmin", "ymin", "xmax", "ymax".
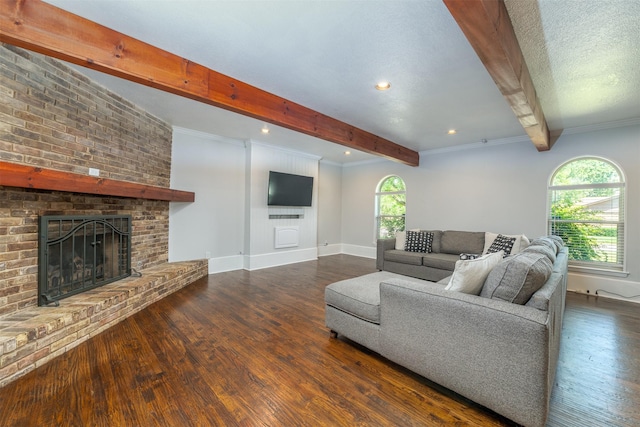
[
  {"xmin": 481, "ymin": 252, "xmax": 553, "ymax": 304},
  {"xmin": 325, "ymin": 305, "xmax": 382, "ymax": 352},
  {"xmin": 378, "ymin": 277, "xmax": 556, "ymax": 427},
  {"xmin": 325, "ymin": 271, "xmax": 392, "ymax": 323},
  {"xmin": 546, "ymin": 235, "xmax": 565, "ymax": 251},
  {"xmin": 383, "ymin": 261, "xmax": 453, "ymax": 282},
  {"xmin": 523, "ymin": 243, "xmax": 557, "ymax": 263},
  {"xmin": 379, "ymin": 231, "xmax": 487, "ymax": 281},
  {"xmin": 325, "ymin": 271, "xmax": 427, "ymax": 323},
  {"xmin": 384, "ymin": 249, "xmax": 424, "ymax": 266},
  {"xmin": 421, "ymin": 229, "xmax": 443, "ymax": 253},
  {"xmin": 437, "ymin": 275, "xmax": 452, "ymax": 285},
  {"xmin": 327, "ymin": 246, "xmax": 569, "ymax": 427},
  {"xmin": 421, "ymin": 253, "xmax": 459, "ymax": 270},
  {"xmin": 529, "ymin": 237, "xmax": 558, "ymax": 254},
  {"xmin": 526, "ymin": 272, "xmax": 563, "ymax": 311},
  {"xmin": 440, "ymin": 230, "xmax": 485, "ymax": 255},
  {"xmin": 376, "ymin": 238, "xmax": 395, "ymax": 270}
]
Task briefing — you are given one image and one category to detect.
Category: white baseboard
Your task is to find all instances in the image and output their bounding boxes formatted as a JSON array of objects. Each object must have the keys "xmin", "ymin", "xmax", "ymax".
[
  {"xmin": 568, "ymin": 272, "xmax": 640, "ymax": 304},
  {"xmin": 340, "ymin": 244, "xmax": 376, "ymax": 259},
  {"xmin": 244, "ymin": 247, "xmax": 318, "ymax": 271},
  {"xmin": 208, "ymin": 255, "xmax": 244, "ymax": 274},
  {"xmin": 318, "ymin": 243, "xmax": 342, "ymax": 257},
  {"xmin": 208, "ymin": 244, "xmax": 367, "ymax": 273}
]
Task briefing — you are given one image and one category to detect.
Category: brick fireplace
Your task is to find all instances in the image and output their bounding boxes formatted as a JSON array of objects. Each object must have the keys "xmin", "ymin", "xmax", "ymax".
[{"xmin": 0, "ymin": 44, "xmax": 206, "ymax": 387}]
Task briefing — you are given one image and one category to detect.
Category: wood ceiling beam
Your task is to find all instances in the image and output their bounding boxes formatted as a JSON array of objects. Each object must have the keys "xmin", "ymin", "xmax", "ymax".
[
  {"xmin": 443, "ymin": 0, "xmax": 552, "ymax": 151},
  {"xmin": 0, "ymin": 0, "xmax": 419, "ymax": 166}
]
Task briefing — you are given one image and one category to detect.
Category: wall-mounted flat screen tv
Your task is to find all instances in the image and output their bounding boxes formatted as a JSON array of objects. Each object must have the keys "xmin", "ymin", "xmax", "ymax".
[{"xmin": 267, "ymin": 171, "xmax": 313, "ymax": 207}]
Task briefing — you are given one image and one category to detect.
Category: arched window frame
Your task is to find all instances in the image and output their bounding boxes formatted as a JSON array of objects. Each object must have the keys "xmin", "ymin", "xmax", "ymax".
[
  {"xmin": 375, "ymin": 175, "xmax": 406, "ymax": 240},
  {"xmin": 547, "ymin": 156, "xmax": 626, "ymax": 275}
]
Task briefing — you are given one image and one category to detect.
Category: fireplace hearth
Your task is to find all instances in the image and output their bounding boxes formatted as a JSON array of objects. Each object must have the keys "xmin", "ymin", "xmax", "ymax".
[{"xmin": 38, "ymin": 215, "xmax": 132, "ymax": 306}]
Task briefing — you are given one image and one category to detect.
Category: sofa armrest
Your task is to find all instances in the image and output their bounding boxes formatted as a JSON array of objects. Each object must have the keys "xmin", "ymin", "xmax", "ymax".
[
  {"xmin": 378, "ymin": 278, "xmax": 554, "ymax": 427},
  {"xmin": 376, "ymin": 238, "xmax": 396, "ymax": 270}
]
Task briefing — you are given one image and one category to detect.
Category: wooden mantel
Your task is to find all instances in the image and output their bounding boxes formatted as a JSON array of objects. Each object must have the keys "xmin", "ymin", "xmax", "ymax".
[{"xmin": 0, "ymin": 161, "xmax": 195, "ymax": 202}]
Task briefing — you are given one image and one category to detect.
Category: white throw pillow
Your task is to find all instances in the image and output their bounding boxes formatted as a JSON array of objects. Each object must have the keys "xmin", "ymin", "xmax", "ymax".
[
  {"xmin": 395, "ymin": 231, "xmax": 406, "ymax": 250},
  {"xmin": 394, "ymin": 229, "xmax": 420, "ymax": 250},
  {"xmin": 483, "ymin": 232, "xmax": 529, "ymax": 255},
  {"xmin": 445, "ymin": 251, "xmax": 504, "ymax": 295}
]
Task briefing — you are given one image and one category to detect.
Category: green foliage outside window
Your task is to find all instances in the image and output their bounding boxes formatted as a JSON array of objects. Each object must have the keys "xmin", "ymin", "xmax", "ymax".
[
  {"xmin": 549, "ymin": 158, "xmax": 623, "ymax": 268},
  {"xmin": 550, "ymin": 200, "xmax": 600, "ymax": 261},
  {"xmin": 376, "ymin": 176, "xmax": 406, "ymax": 239}
]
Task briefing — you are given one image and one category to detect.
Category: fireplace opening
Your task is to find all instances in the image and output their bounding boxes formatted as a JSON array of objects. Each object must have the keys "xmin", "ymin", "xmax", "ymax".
[{"xmin": 38, "ymin": 215, "xmax": 132, "ymax": 306}]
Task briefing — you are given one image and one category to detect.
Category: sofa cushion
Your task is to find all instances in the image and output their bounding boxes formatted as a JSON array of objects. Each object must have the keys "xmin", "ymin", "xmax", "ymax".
[
  {"xmin": 529, "ymin": 237, "xmax": 559, "ymax": 254},
  {"xmin": 421, "ymin": 253, "xmax": 460, "ymax": 271},
  {"xmin": 444, "ymin": 251, "xmax": 504, "ymax": 295},
  {"xmin": 325, "ymin": 271, "xmax": 426, "ymax": 323},
  {"xmin": 523, "ymin": 244, "xmax": 557, "ymax": 263},
  {"xmin": 395, "ymin": 231, "xmax": 406, "ymax": 250},
  {"xmin": 483, "ymin": 232, "xmax": 530, "ymax": 255},
  {"xmin": 480, "ymin": 252, "xmax": 553, "ymax": 304},
  {"xmin": 547, "ymin": 235, "xmax": 565, "ymax": 251},
  {"xmin": 440, "ymin": 230, "xmax": 485, "ymax": 255},
  {"xmin": 385, "ymin": 249, "xmax": 424, "ymax": 266},
  {"xmin": 422, "ymin": 230, "xmax": 443, "ymax": 253},
  {"xmin": 394, "ymin": 229, "xmax": 420, "ymax": 250},
  {"xmin": 405, "ymin": 230, "xmax": 433, "ymax": 253},
  {"xmin": 525, "ymin": 272, "xmax": 562, "ymax": 311},
  {"xmin": 485, "ymin": 234, "xmax": 517, "ymax": 257}
]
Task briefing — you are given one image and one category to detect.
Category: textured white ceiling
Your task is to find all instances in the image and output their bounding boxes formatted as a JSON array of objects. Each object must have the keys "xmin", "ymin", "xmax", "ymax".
[
  {"xmin": 42, "ymin": 0, "xmax": 640, "ymax": 164},
  {"xmin": 505, "ymin": 0, "xmax": 640, "ymax": 131}
]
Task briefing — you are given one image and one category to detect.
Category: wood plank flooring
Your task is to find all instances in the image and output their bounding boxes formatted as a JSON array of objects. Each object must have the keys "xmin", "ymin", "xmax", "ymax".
[{"xmin": 0, "ymin": 254, "xmax": 638, "ymax": 426}]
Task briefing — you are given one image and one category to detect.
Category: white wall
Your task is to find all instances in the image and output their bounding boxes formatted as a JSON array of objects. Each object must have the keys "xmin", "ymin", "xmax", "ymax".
[
  {"xmin": 169, "ymin": 128, "xmax": 246, "ymax": 273},
  {"xmin": 317, "ymin": 161, "xmax": 343, "ymax": 256},
  {"xmin": 169, "ymin": 130, "xmax": 323, "ymax": 273},
  {"xmin": 168, "ymin": 122, "xmax": 640, "ymax": 303},
  {"xmin": 340, "ymin": 124, "xmax": 640, "ymax": 302},
  {"xmin": 243, "ymin": 141, "xmax": 320, "ymax": 270}
]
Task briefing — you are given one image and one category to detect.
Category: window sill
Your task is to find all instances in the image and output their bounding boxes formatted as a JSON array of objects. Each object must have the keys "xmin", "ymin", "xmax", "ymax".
[{"xmin": 568, "ymin": 265, "xmax": 629, "ymax": 278}]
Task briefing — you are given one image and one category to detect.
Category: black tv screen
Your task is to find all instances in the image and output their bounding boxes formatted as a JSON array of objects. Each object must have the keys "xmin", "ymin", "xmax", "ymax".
[{"xmin": 267, "ymin": 171, "xmax": 314, "ymax": 207}]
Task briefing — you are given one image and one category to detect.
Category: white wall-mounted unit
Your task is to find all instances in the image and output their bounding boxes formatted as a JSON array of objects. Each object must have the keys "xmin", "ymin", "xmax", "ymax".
[{"xmin": 274, "ymin": 226, "xmax": 300, "ymax": 249}]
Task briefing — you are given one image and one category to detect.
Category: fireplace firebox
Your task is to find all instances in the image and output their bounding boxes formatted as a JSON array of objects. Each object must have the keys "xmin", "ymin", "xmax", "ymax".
[{"xmin": 38, "ymin": 215, "xmax": 132, "ymax": 306}]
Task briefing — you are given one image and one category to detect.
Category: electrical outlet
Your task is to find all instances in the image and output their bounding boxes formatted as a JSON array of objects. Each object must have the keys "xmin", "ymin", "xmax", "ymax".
[
  {"xmin": 205, "ymin": 251, "xmax": 211, "ymax": 258},
  {"xmin": 89, "ymin": 168, "xmax": 100, "ymax": 177}
]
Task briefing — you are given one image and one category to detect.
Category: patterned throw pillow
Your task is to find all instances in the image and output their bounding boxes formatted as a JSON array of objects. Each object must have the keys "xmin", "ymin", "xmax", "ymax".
[
  {"xmin": 486, "ymin": 234, "xmax": 516, "ymax": 257},
  {"xmin": 404, "ymin": 231, "xmax": 433, "ymax": 253}
]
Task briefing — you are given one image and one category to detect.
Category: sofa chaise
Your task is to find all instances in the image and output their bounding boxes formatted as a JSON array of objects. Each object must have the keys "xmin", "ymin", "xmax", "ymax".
[{"xmin": 326, "ymin": 232, "xmax": 568, "ymax": 427}]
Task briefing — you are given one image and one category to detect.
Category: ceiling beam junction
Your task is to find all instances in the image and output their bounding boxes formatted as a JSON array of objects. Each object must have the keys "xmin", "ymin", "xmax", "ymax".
[{"xmin": 443, "ymin": 0, "xmax": 552, "ymax": 151}]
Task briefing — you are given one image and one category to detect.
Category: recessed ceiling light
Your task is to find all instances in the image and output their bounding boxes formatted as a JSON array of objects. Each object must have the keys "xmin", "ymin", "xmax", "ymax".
[
  {"xmin": 261, "ymin": 126, "xmax": 269, "ymax": 134},
  {"xmin": 344, "ymin": 151, "xmax": 351, "ymax": 155},
  {"xmin": 375, "ymin": 81, "xmax": 391, "ymax": 91},
  {"xmin": 447, "ymin": 129, "xmax": 457, "ymax": 135}
]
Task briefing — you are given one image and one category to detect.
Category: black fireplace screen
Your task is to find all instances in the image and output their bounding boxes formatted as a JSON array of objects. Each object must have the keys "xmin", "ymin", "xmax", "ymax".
[{"xmin": 38, "ymin": 215, "xmax": 131, "ymax": 306}]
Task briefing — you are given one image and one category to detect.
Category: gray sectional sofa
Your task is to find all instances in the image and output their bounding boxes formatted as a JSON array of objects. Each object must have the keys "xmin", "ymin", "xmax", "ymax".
[
  {"xmin": 376, "ymin": 229, "xmax": 530, "ymax": 282},
  {"xmin": 326, "ymin": 233, "xmax": 568, "ymax": 427}
]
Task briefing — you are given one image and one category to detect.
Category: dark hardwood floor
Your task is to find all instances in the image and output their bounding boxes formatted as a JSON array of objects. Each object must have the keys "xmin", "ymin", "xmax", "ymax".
[{"xmin": 0, "ymin": 255, "xmax": 638, "ymax": 426}]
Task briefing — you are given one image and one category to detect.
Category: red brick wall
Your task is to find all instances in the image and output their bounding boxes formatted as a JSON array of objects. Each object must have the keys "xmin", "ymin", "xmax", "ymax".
[{"xmin": 0, "ymin": 44, "xmax": 174, "ymax": 316}]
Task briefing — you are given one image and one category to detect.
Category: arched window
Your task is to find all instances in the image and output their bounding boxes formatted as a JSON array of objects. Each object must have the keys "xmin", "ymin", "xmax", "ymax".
[
  {"xmin": 375, "ymin": 175, "xmax": 406, "ymax": 240},
  {"xmin": 548, "ymin": 157, "xmax": 625, "ymax": 272}
]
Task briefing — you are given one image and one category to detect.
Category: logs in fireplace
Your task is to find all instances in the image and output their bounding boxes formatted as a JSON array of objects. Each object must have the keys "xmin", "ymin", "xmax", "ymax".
[{"xmin": 38, "ymin": 215, "xmax": 132, "ymax": 306}]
